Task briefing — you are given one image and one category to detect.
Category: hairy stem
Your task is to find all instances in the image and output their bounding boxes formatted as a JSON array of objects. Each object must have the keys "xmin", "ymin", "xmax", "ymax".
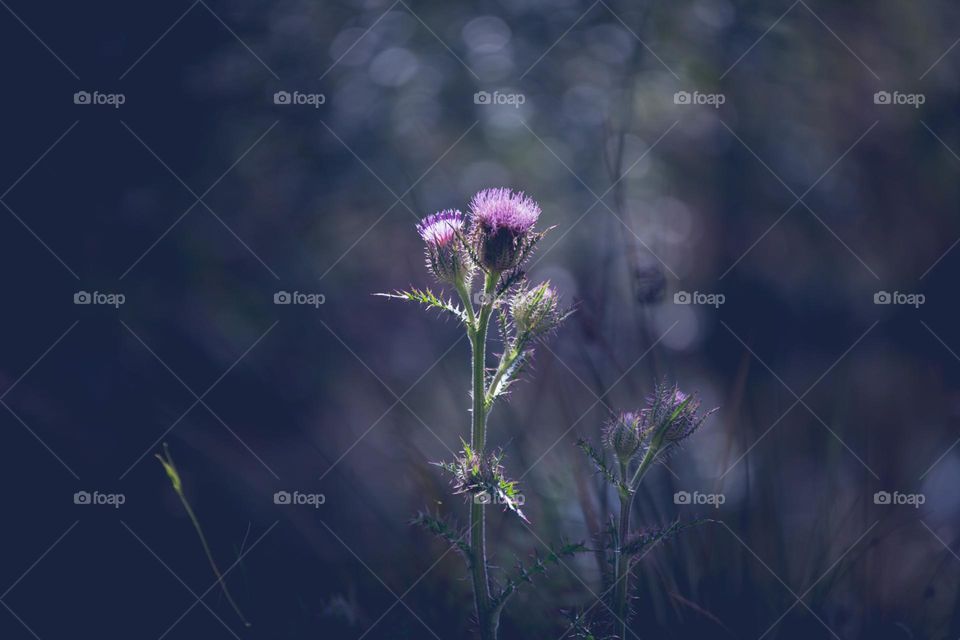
[
  {"xmin": 613, "ymin": 488, "xmax": 632, "ymax": 639},
  {"xmin": 613, "ymin": 440, "xmax": 663, "ymax": 638},
  {"xmin": 485, "ymin": 347, "xmax": 516, "ymax": 406},
  {"xmin": 470, "ymin": 271, "xmax": 498, "ymax": 640},
  {"xmin": 455, "ymin": 278, "xmax": 477, "ymax": 328}
]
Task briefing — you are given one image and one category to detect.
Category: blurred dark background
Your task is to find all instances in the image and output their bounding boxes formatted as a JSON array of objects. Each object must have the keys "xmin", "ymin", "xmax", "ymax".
[{"xmin": 1, "ymin": 0, "xmax": 959, "ymax": 638}]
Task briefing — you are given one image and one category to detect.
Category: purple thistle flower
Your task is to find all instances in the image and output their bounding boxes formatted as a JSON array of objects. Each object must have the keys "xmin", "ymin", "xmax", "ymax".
[
  {"xmin": 417, "ymin": 209, "xmax": 464, "ymax": 247},
  {"xmin": 417, "ymin": 209, "xmax": 470, "ymax": 283},
  {"xmin": 470, "ymin": 188, "xmax": 541, "ymax": 233},
  {"xmin": 468, "ymin": 188, "xmax": 543, "ymax": 272}
]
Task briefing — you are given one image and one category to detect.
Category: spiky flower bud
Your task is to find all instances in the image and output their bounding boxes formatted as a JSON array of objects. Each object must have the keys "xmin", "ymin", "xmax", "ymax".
[
  {"xmin": 510, "ymin": 281, "xmax": 562, "ymax": 339},
  {"xmin": 417, "ymin": 209, "xmax": 470, "ymax": 284},
  {"xmin": 468, "ymin": 188, "xmax": 542, "ymax": 272},
  {"xmin": 641, "ymin": 381, "xmax": 716, "ymax": 447},
  {"xmin": 603, "ymin": 411, "xmax": 644, "ymax": 462}
]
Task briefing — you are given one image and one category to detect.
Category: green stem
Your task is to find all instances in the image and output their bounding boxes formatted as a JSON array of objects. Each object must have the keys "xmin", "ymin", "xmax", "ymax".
[
  {"xmin": 613, "ymin": 488, "xmax": 632, "ymax": 639},
  {"xmin": 470, "ymin": 272, "xmax": 498, "ymax": 640},
  {"xmin": 455, "ymin": 278, "xmax": 476, "ymax": 328},
  {"xmin": 485, "ymin": 349, "xmax": 516, "ymax": 407},
  {"xmin": 614, "ymin": 440, "xmax": 664, "ymax": 638},
  {"xmin": 176, "ymin": 491, "xmax": 251, "ymax": 627}
]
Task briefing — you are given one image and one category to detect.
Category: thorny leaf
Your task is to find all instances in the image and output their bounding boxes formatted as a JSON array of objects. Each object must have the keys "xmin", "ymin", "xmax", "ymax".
[
  {"xmin": 620, "ymin": 519, "xmax": 710, "ymax": 558},
  {"xmin": 495, "ymin": 540, "xmax": 587, "ymax": 606},
  {"xmin": 435, "ymin": 446, "xmax": 529, "ymax": 523},
  {"xmin": 576, "ymin": 437, "xmax": 629, "ymax": 496},
  {"xmin": 375, "ymin": 288, "xmax": 467, "ymax": 323},
  {"xmin": 410, "ymin": 511, "xmax": 471, "ymax": 559}
]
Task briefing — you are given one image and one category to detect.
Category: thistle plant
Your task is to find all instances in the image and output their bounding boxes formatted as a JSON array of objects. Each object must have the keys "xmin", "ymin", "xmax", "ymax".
[
  {"xmin": 380, "ymin": 188, "xmax": 571, "ymax": 639},
  {"xmin": 578, "ymin": 381, "xmax": 716, "ymax": 639}
]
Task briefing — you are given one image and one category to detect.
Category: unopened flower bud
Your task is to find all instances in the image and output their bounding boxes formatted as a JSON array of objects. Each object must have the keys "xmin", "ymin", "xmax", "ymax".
[
  {"xmin": 510, "ymin": 281, "xmax": 561, "ymax": 338},
  {"xmin": 604, "ymin": 411, "xmax": 643, "ymax": 462}
]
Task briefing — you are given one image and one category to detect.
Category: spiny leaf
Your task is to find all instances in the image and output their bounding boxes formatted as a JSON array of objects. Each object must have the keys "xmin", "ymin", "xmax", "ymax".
[
  {"xmin": 495, "ymin": 540, "xmax": 587, "ymax": 605},
  {"xmin": 620, "ymin": 518, "xmax": 710, "ymax": 558},
  {"xmin": 411, "ymin": 511, "xmax": 471, "ymax": 558},
  {"xmin": 576, "ymin": 438, "xmax": 629, "ymax": 496},
  {"xmin": 436, "ymin": 447, "xmax": 530, "ymax": 523},
  {"xmin": 375, "ymin": 288, "xmax": 467, "ymax": 323}
]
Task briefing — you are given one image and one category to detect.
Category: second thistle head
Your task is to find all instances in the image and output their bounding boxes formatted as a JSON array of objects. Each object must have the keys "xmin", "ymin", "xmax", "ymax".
[
  {"xmin": 469, "ymin": 188, "xmax": 542, "ymax": 273},
  {"xmin": 417, "ymin": 209, "xmax": 471, "ymax": 284}
]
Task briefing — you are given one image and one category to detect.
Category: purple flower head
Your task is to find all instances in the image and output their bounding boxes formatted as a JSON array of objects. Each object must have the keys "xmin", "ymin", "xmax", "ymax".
[
  {"xmin": 470, "ymin": 188, "xmax": 541, "ymax": 233},
  {"xmin": 417, "ymin": 209, "xmax": 471, "ymax": 283},
  {"xmin": 417, "ymin": 209, "xmax": 464, "ymax": 247},
  {"xmin": 468, "ymin": 188, "xmax": 544, "ymax": 272}
]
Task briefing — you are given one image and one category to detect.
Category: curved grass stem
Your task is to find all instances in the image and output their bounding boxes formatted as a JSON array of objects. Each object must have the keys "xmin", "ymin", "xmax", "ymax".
[{"xmin": 156, "ymin": 445, "xmax": 251, "ymax": 628}]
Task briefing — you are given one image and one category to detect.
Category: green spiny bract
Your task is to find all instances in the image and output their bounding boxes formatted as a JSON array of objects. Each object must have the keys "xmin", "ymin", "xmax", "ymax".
[{"xmin": 436, "ymin": 444, "xmax": 528, "ymax": 523}]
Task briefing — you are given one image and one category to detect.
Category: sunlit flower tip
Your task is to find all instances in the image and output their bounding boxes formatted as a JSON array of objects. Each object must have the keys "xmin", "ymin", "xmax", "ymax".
[
  {"xmin": 417, "ymin": 209, "xmax": 469, "ymax": 283},
  {"xmin": 603, "ymin": 411, "xmax": 643, "ymax": 461},
  {"xmin": 417, "ymin": 209, "xmax": 464, "ymax": 246},
  {"xmin": 510, "ymin": 281, "xmax": 562, "ymax": 337},
  {"xmin": 470, "ymin": 188, "xmax": 541, "ymax": 233},
  {"xmin": 469, "ymin": 188, "xmax": 542, "ymax": 271}
]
